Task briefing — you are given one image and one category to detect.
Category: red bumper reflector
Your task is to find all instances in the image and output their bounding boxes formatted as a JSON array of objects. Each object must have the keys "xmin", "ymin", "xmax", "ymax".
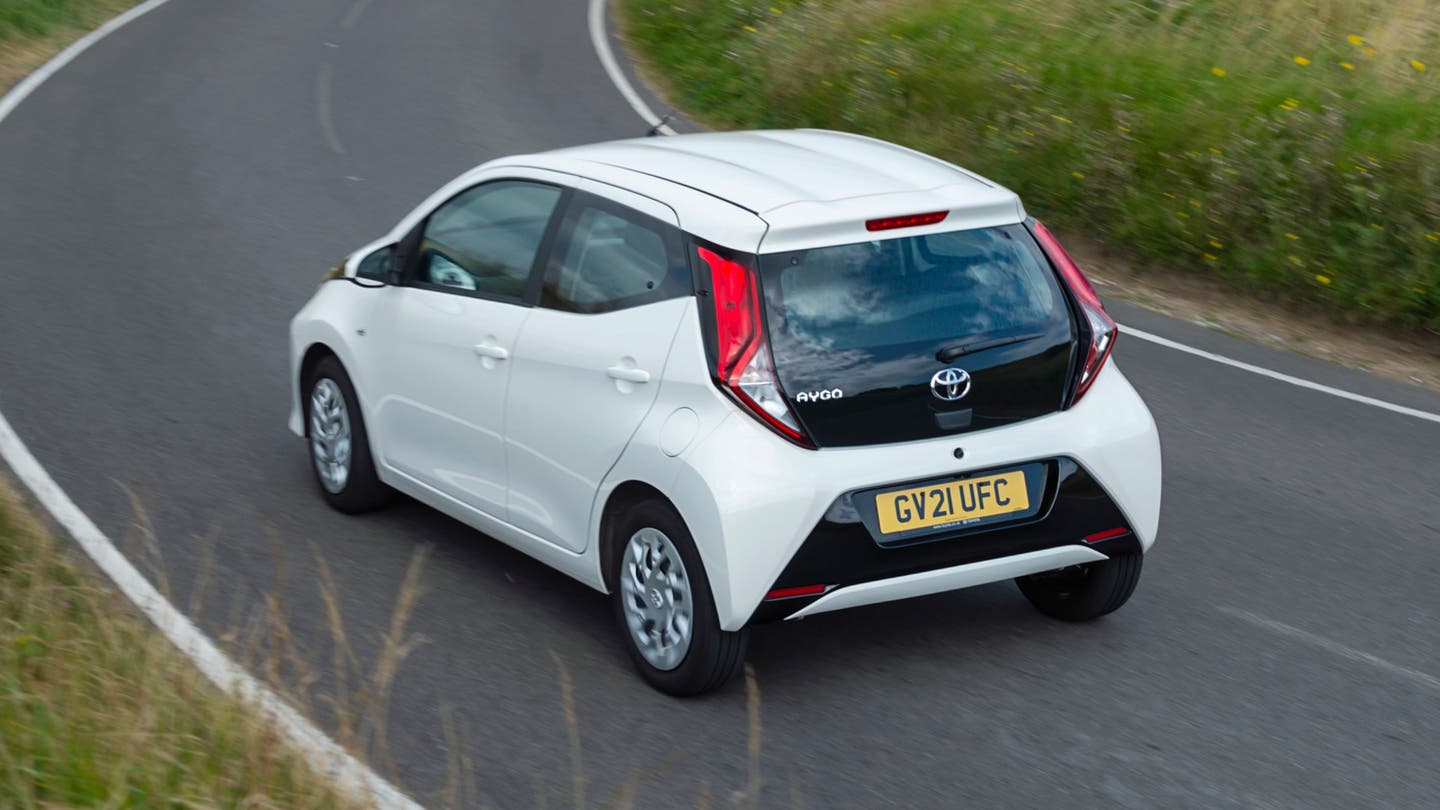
[
  {"xmin": 865, "ymin": 211, "xmax": 948, "ymax": 231},
  {"xmin": 765, "ymin": 584, "xmax": 829, "ymax": 600},
  {"xmin": 1084, "ymin": 528, "xmax": 1130, "ymax": 544}
]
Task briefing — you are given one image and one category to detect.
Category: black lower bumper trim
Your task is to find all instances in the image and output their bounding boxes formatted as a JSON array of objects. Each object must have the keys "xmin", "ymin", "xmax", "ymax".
[{"xmin": 749, "ymin": 458, "xmax": 1135, "ymax": 624}]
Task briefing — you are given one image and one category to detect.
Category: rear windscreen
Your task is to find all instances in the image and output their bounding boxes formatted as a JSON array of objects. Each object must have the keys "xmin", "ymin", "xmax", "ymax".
[{"xmin": 758, "ymin": 223, "xmax": 1070, "ymax": 352}]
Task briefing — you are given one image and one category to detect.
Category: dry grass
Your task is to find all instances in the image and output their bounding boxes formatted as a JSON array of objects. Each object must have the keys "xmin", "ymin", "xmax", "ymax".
[{"xmin": 0, "ymin": 474, "xmax": 372, "ymax": 808}]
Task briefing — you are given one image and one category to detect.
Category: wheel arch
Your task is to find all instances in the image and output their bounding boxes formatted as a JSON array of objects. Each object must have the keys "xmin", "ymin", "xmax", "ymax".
[{"xmin": 598, "ymin": 481, "xmax": 676, "ymax": 593}]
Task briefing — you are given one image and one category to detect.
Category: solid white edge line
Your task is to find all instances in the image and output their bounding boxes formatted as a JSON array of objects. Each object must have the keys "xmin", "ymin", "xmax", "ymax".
[
  {"xmin": 588, "ymin": 0, "xmax": 676, "ymax": 135},
  {"xmin": 0, "ymin": 6, "xmax": 424, "ymax": 810},
  {"xmin": 1120, "ymin": 325, "xmax": 1440, "ymax": 425},
  {"xmin": 1219, "ymin": 607, "xmax": 1440, "ymax": 695}
]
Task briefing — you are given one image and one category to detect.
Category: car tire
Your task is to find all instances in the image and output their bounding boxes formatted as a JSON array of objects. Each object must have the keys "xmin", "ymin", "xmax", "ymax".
[
  {"xmin": 610, "ymin": 499, "xmax": 747, "ymax": 696},
  {"xmin": 1015, "ymin": 552, "xmax": 1142, "ymax": 621},
  {"xmin": 304, "ymin": 355, "xmax": 391, "ymax": 514}
]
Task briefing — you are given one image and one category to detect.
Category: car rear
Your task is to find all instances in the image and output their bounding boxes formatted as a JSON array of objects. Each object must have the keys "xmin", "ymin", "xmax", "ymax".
[{"xmin": 679, "ymin": 204, "xmax": 1156, "ymax": 629}]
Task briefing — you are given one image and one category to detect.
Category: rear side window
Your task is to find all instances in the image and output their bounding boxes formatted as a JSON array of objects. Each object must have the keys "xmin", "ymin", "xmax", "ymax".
[
  {"xmin": 541, "ymin": 195, "xmax": 689, "ymax": 313},
  {"xmin": 759, "ymin": 224, "xmax": 1069, "ymax": 351},
  {"xmin": 416, "ymin": 180, "xmax": 562, "ymax": 300}
]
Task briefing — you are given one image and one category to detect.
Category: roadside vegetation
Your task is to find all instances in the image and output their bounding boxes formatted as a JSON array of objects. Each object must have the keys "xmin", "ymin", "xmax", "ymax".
[
  {"xmin": 622, "ymin": 0, "xmax": 1440, "ymax": 332},
  {"xmin": 0, "ymin": 477, "xmax": 372, "ymax": 809},
  {"xmin": 0, "ymin": 0, "xmax": 135, "ymax": 90}
]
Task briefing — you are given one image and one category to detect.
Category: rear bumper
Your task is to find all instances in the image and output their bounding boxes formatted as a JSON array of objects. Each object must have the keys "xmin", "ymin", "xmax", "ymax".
[{"xmin": 749, "ymin": 457, "xmax": 1143, "ymax": 623}]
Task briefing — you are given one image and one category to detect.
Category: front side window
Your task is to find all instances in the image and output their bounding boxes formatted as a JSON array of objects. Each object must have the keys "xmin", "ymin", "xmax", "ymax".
[
  {"xmin": 542, "ymin": 198, "xmax": 688, "ymax": 313},
  {"xmin": 416, "ymin": 181, "xmax": 562, "ymax": 300}
]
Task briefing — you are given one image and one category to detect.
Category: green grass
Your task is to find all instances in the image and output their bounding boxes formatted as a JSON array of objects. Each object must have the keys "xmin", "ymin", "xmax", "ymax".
[
  {"xmin": 0, "ymin": 0, "xmax": 129, "ymax": 42},
  {"xmin": 0, "ymin": 478, "xmax": 371, "ymax": 809},
  {"xmin": 621, "ymin": 0, "xmax": 1440, "ymax": 331}
]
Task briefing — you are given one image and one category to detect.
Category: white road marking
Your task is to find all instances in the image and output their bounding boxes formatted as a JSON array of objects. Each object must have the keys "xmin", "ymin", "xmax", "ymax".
[
  {"xmin": 589, "ymin": 0, "xmax": 676, "ymax": 135},
  {"xmin": 1121, "ymin": 325, "xmax": 1440, "ymax": 425},
  {"xmin": 587, "ymin": 1, "xmax": 1440, "ymax": 427},
  {"xmin": 341, "ymin": 0, "xmax": 377, "ymax": 30},
  {"xmin": 316, "ymin": 62, "xmax": 347, "ymax": 155},
  {"xmin": 0, "ymin": 6, "xmax": 421, "ymax": 810},
  {"xmin": 1220, "ymin": 607, "xmax": 1440, "ymax": 695}
]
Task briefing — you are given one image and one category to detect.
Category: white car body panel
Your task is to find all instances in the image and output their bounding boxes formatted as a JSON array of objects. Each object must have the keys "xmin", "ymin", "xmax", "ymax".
[
  {"xmin": 366, "ymin": 287, "xmax": 530, "ymax": 519},
  {"xmin": 504, "ymin": 298, "xmax": 690, "ymax": 552}
]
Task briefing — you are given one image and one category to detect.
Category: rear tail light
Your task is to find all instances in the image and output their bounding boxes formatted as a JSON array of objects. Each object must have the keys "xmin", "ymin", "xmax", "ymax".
[
  {"xmin": 1030, "ymin": 220, "xmax": 1117, "ymax": 407},
  {"xmin": 697, "ymin": 246, "xmax": 814, "ymax": 447}
]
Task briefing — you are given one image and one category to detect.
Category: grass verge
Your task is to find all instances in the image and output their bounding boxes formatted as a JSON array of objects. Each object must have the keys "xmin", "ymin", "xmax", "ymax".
[
  {"xmin": 0, "ymin": 0, "xmax": 138, "ymax": 91},
  {"xmin": 621, "ymin": 0, "xmax": 1440, "ymax": 332},
  {"xmin": 0, "ymin": 475, "xmax": 369, "ymax": 808}
]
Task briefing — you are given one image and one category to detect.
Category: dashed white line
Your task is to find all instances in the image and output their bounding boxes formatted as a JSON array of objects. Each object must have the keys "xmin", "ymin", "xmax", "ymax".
[
  {"xmin": 0, "ymin": 6, "xmax": 420, "ymax": 810},
  {"xmin": 1220, "ymin": 606, "xmax": 1440, "ymax": 694},
  {"xmin": 316, "ymin": 62, "xmax": 347, "ymax": 155},
  {"xmin": 589, "ymin": 0, "xmax": 675, "ymax": 135},
  {"xmin": 1121, "ymin": 325, "xmax": 1440, "ymax": 425}
]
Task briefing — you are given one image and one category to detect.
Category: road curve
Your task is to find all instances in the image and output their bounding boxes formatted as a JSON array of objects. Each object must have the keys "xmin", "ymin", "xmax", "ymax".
[{"xmin": 2, "ymin": 1, "xmax": 1438, "ymax": 806}]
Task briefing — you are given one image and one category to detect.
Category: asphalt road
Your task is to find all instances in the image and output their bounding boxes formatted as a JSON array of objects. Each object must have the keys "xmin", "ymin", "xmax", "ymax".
[{"xmin": 2, "ymin": 1, "xmax": 1438, "ymax": 807}]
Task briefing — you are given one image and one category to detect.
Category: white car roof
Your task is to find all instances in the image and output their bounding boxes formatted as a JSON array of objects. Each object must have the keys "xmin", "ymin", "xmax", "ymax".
[{"xmin": 507, "ymin": 129, "xmax": 1028, "ymax": 252}]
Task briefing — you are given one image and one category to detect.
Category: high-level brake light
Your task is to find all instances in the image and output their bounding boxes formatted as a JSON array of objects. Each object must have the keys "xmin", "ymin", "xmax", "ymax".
[
  {"xmin": 697, "ymin": 247, "xmax": 814, "ymax": 447},
  {"xmin": 1030, "ymin": 219, "xmax": 1117, "ymax": 407},
  {"xmin": 865, "ymin": 210, "xmax": 949, "ymax": 231}
]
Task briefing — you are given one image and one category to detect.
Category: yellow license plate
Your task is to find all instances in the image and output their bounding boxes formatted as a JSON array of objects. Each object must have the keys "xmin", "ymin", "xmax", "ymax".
[{"xmin": 875, "ymin": 470, "xmax": 1030, "ymax": 535}]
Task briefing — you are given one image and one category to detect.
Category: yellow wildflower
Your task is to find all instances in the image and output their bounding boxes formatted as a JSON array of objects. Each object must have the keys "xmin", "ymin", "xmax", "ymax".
[
  {"xmin": 1340, "ymin": 61, "xmax": 1355, "ymax": 70},
  {"xmin": 1285, "ymin": 233, "xmax": 1300, "ymax": 240},
  {"xmin": 1209, "ymin": 147, "xmax": 1223, "ymax": 154},
  {"xmin": 770, "ymin": 6, "xmax": 783, "ymax": 13},
  {"xmin": 1363, "ymin": 46, "xmax": 1377, "ymax": 57},
  {"xmin": 1209, "ymin": 239, "xmax": 1224, "ymax": 249},
  {"xmin": 1294, "ymin": 56, "xmax": 1311, "ymax": 66},
  {"xmin": 1288, "ymin": 255, "xmax": 1303, "ymax": 265},
  {"xmin": 886, "ymin": 68, "xmax": 900, "ymax": 76},
  {"xmin": 1052, "ymin": 115, "xmax": 1073, "ymax": 124},
  {"xmin": 1371, "ymin": 223, "xmax": 1385, "ymax": 231},
  {"xmin": 1347, "ymin": 34, "xmax": 1364, "ymax": 46},
  {"xmin": 1315, "ymin": 275, "xmax": 1332, "ymax": 285},
  {"xmin": 743, "ymin": 24, "xmax": 758, "ymax": 32},
  {"xmin": 1118, "ymin": 125, "xmax": 1131, "ymax": 133},
  {"xmin": 1211, "ymin": 67, "xmax": 1227, "ymax": 77},
  {"xmin": 1072, "ymin": 171, "xmax": 1085, "ymax": 180},
  {"xmin": 1176, "ymin": 211, "xmax": 1190, "ymax": 219},
  {"xmin": 1204, "ymin": 253, "xmax": 1218, "ymax": 261},
  {"xmin": 1411, "ymin": 59, "xmax": 1427, "ymax": 72}
]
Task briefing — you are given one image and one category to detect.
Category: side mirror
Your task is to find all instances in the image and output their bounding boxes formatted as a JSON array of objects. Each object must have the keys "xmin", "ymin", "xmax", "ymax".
[{"xmin": 356, "ymin": 245, "xmax": 398, "ymax": 285}]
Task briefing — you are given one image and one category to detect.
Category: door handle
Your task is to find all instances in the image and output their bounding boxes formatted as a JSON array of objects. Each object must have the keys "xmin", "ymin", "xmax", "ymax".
[
  {"xmin": 606, "ymin": 365, "xmax": 651, "ymax": 384},
  {"xmin": 473, "ymin": 344, "xmax": 509, "ymax": 360}
]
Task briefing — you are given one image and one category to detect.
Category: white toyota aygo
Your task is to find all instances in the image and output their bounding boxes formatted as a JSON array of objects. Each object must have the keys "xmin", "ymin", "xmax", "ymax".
[{"xmin": 289, "ymin": 130, "xmax": 1162, "ymax": 695}]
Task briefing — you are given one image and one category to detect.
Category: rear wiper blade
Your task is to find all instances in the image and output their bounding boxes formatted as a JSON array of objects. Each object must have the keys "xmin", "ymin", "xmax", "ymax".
[{"xmin": 935, "ymin": 332, "xmax": 1047, "ymax": 363}]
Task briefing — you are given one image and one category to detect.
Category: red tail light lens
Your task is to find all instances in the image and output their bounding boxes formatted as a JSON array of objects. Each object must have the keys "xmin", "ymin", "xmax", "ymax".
[
  {"xmin": 697, "ymin": 247, "xmax": 813, "ymax": 447},
  {"xmin": 1030, "ymin": 220, "xmax": 1117, "ymax": 407}
]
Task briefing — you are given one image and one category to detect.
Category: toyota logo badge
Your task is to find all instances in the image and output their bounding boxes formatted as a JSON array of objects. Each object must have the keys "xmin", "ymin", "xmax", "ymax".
[{"xmin": 930, "ymin": 367, "xmax": 971, "ymax": 402}]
